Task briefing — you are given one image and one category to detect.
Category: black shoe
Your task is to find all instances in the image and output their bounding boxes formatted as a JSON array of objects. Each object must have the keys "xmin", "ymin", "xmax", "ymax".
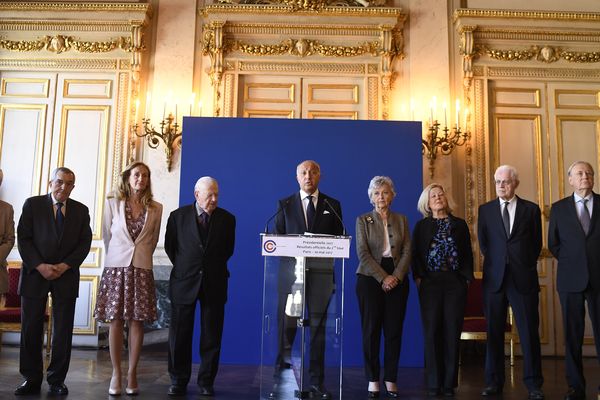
[
  {"xmin": 443, "ymin": 388, "xmax": 455, "ymax": 397},
  {"xmin": 198, "ymin": 385, "xmax": 215, "ymax": 396},
  {"xmin": 48, "ymin": 383, "xmax": 69, "ymax": 396},
  {"xmin": 167, "ymin": 385, "xmax": 187, "ymax": 396},
  {"xmin": 367, "ymin": 390, "xmax": 380, "ymax": 398},
  {"xmin": 528, "ymin": 389, "xmax": 545, "ymax": 400},
  {"xmin": 385, "ymin": 389, "xmax": 399, "ymax": 398},
  {"xmin": 14, "ymin": 380, "xmax": 41, "ymax": 396},
  {"xmin": 309, "ymin": 384, "xmax": 332, "ymax": 399},
  {"xmin": 427, "ymin": 388, "xmax": 441, "ymax": 396},
  {"xmin": 564, "ymin": 387, "xmax": 586, "ymax": 400},
  {"xmin": 481, "ymin": 386, "xmax": 502, "ymax": 396}
]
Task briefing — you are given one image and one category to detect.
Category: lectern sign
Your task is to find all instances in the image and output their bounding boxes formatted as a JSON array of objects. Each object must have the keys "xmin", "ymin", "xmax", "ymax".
[{"xmin": 261, "ymin": 234, "xmax": 351, "ymax": 258}]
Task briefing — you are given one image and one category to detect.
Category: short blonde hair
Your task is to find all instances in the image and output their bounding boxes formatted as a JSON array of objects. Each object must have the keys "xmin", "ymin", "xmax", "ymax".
[{"xmin": 417, "ymin": 183, "xmax": 453, "ymax": 217}]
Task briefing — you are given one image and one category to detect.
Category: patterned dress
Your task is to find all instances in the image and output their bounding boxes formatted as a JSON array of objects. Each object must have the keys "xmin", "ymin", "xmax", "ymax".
[{"xmin": 94, "ymin": 203, "xmax": 157, "ymax": 322}]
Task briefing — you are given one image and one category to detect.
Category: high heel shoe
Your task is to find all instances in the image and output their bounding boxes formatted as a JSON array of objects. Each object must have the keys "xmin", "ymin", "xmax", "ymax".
[
  {"xmin": 125, "ymin": 387, "xmax": 139, "ymax": 396},
  {"xmin": 108, "ymin": 387, "xmax": 122, "ymax": 396},
  {"xmin": 367, "ymin": 390, "xmax": 380, "ymax": 398}
]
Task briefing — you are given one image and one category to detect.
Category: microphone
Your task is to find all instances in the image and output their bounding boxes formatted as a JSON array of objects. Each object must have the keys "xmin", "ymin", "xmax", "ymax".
[
  {"xmin": 323, "ymin": 198, "xmax": 346, "ymax": 236},
  {"xmin": 264, "ymin": 199, "xmax": 290, "ymax": 234}
]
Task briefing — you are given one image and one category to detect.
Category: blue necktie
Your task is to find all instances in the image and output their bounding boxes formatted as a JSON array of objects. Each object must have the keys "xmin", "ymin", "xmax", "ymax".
[
  {"xmin": 306, "ymin": 195, "xmax": 315, "ymax": 231},
  {"xmin": 56, "ymin": 202, "xmax": 64, "ymax": 236},
  {"xmin": 580, "ymin": 198, "xmax": 591, "ymax": 235},
  {"xmin": 502, "ymin": 201, "xmax": 510, "ymax": 237}
]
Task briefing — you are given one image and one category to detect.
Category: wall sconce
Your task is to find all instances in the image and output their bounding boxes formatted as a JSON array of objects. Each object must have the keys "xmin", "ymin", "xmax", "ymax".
[
  {"xmin": 421, "ymin": 98, "xmax": 470, "ymax": 178},
  {"xmin": 131, "ymin": 92, "xmax": 202, "ymax": 171}
]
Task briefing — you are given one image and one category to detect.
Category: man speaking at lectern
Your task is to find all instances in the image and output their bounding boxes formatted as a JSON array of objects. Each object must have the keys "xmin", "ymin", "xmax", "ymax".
[{"xmin": 273, "ymin": 160, "xmax": 344, "ymax": 399}]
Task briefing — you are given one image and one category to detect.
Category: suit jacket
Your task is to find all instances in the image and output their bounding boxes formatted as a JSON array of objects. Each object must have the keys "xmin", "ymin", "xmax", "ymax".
[
  {"xmin": 478, "ymin": 196, "xmax": 542, "ymax": 294},
  {"xmin": 17, "ymin": 194, "xmax": 92, "ymax": 299},
  {"xmin": 0, "ymin": 200, "xmax": 15, "ymax": 294},
  {"xmin": 165, "ymin": 204, "xmax": 236, "ymax": 305},
  {"xmin": 103, "ymin": 196, "xmax": 162, "ymax": 270},
  {"xmin": 355, "ymin": 210, "xmax": 411, "ymax": 283},
  {"xmin": 274, "ymin": 191, "xmax": 343, "ymax": 236},
  {"xmin": 411, "ymin": 214, "xmax": 474, "ymax": 282},
  {"xmin": 548, "ymin": 192, "xmax": 600, "ymax": 292}
]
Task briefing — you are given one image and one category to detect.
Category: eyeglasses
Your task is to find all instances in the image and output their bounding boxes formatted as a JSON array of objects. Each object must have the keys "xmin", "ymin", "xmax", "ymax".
[{"xmin": 494, "ymin": 180, "xmax": 513, "ymax": 186}]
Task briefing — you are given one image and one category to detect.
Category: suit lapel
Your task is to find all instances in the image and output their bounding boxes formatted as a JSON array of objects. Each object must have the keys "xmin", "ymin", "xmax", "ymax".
[
  {"xmin": 492, "ymin": 199, "xmax": 509, "ymax": 239},
  {"xmin": 511, "ymin": 197, "xmax": 525, "ymax": 238},
  {"xmin": 587, "ymin": 193, "xmax": 600, "ymax": 236},
  {"xmin": 291, "ymin": 193, "xmax": 306, "ymax": 231},
  {"xmin": 133, "ymin": 202, "xmax": 152, "ymax": 245},
  {"xmin": 188, "ymin": 203, "xmax": 204, "ymax": 249},
  {"xmin": 568, "ymin": 194, "xmax": 587, "ymax": 236},
  {"xmin": 312, "ymin": 195, "xmax": 326, "ymax": 232},
  {"xmin": 45, "ymin": 194, "xmax": 61, "ymax": 241}
]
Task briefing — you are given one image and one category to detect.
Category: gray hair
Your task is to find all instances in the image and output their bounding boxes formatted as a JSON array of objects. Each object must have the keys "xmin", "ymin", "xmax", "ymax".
[
  {"xmin": 367, "ymin": 176, "xmax": 396, "ymax": 205},
  {"xmin": 50, "ymin": 167, "xmax": 75, "ymax": 183},
  {"xmin": 296, "ymin": 160, "xmax": 320, "ymax": 173},
  {"xmin": 194, "ymin": 176, "xmax": 218, "ymax": 193},
  {"xmin": 494, "ymin": 165, "xmax": 519, "ymax": 183},
  {"xmin": 417, "ymin": 183, "xmax": 453, "ymax": 217},
  {"xmin": 567, "ymin": 160, "xmax": 594, "ymax": 176}
]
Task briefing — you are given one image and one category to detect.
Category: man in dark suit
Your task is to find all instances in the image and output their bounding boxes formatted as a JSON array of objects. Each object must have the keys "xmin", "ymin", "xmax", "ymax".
[
  {"xmin": 477, "ymin": 165, "xmax": 544, "ymax": 400},
  {"xmin": 548, "ymin": 160, "xmax": 600, "ymax": 400},
  {"xmin": 165, "ymin": 176, "xmax": 236, "ymax": 397},
  {"xmin": 272, "ymin": 160, "xmax": 343, "ymax": 399},
  {"xmin": 15, "ymin": 167, "xmax": 92, "ymax": 396}
]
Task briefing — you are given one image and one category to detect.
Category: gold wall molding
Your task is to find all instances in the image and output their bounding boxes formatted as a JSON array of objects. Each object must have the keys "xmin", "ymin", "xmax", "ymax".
[
  {"xmin": 0, "ymin": 20, "xmax": 137, "ymax": 33},
  {"xmin": 472, "ymin": 28, "xmax": 600, "ymax": 43},
  {"xmin": 0, "ymin": 2, "xmax": 151, "ymax": 13},
  {"xmin": 224, "ymin": 23, "xmax": 383, "ymax": 37},
  {"xmin": 367, "ymin": 76, "xmax": 378, "ymax": 119},
  {"xmin": 0, "ymin": 58, "xmax": 119, "ymax": 70},
  {"xmin": 203, "ymin": 3, "xmax": 404, "ymax": 17},
  {"xmin": 229, "ymin": 38, "xmax": 382, "ymax": 58},
  {"xmin": 238, "ymin": 61, "xmax": 366, "ymax": 74},
  {"xmin": 479, "ymin": 45, "xmax": 600, "ymax": 64},
  {"xmin": 0, "ymin": 35, "xmax": 135, "ymax": 54},
  {"xmin": 486, "ymin": 66, "xmax": 600, "ymax": 80},
  {"xmin": 454, "ymin": 9, "xmax": 600, "ymax": 22}
]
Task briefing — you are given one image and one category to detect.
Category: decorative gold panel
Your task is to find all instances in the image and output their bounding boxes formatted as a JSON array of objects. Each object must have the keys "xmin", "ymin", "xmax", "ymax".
[
  {"xmin": 307, "ymin": 110, "xmax": 358, "ymax": 119},
  {"xmin": 307, "ymin": 84, "xmax": 358, "ymax": 104},
  {"xmin": 1, "ymin": 78, "xmax": 49, "ymax": 98},
  {"xmin": 58, "ymin": 105, "xmax": 110, "ymax": 240},
  {"xmin": 0, "ymin": 104, "xmax": 47, "ymax": 195},
  {"xmin": 243, "ymin": 109, "xmax": 294, "ymax": 118},
  {"xmin": 492, "ymin": 88, "xmax": 541, "ymax": 108},
  {"xmin": 81, "ymin": 247, "xmax": 101, "ymax": 269},
  {"xmin": 554, "ymin": 90, "xmax": 600, "ymax": 110},
  {"xmin": 73, "ymin": 275, "xmax": 98, "ymax": 335},
  {"xmin": 62, "ymin": 79, "xmax": 112, "ymax": 99},
  {"xmin": 243, "ymin": 83, "xmax": 295, "ymax": 103}
]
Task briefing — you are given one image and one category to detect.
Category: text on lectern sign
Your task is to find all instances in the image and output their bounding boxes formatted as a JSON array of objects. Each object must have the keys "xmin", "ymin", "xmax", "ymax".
[{"xmin": 261, "ymin": 234, "xmax": 351, "ymax": 258}]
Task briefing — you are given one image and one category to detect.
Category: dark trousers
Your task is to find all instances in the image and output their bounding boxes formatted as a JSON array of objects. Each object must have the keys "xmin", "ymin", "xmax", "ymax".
[
  {"xmin": 356, "ymin": 259, "xmax": 409, "ymax": 383},
  {"xmin": 20, "ymin": 295, "xmax": 76, "ymax": 385},
  {"xmin": 276, "ymin": 259, "xmax": 334, "ymax": 386},
  {"xmin": 168, "ymin": 287, "xmax": 226, "ymax": 387},
  {"xmin": 418, "ymin": 271, "xmax": 467, "ymax": 390},
  {"xmin": 559, "ymin": 286, "xmax": 600, "ymax": 392},
  {"xmin": 483, "ymin": 271, "xmax": 543, "ymax": 391}
]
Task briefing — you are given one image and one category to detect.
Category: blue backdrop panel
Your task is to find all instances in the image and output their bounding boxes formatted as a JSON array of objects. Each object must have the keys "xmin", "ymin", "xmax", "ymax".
[{"xmin": 178, "ymin": 117, "xmax": 424, "ymax": 367}]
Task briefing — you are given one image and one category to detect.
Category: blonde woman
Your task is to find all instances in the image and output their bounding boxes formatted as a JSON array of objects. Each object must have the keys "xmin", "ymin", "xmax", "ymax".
[{"xmin": 94, "ymin": 162, "xmax": 162, "ymax": 396}]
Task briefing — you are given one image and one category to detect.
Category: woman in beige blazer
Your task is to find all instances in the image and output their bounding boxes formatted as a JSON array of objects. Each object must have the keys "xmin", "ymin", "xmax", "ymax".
[
  {"xmin": 94, "ymin": 162, "xmax": 162, "ymax": 396},
  {"xmin": 355, "ymin": 176, "xmax": 411, "ymax": 398},
  {"xmin": 0, "ymin": 169, "xmax": 15, "ymax": 294}
]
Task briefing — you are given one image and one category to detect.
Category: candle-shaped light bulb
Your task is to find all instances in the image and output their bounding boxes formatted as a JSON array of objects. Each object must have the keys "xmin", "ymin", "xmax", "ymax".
[
  {"xmin": 410, "ymin": 98, "xmax": 415, "ymax": 121},
  {"xmin": 198, "ymin": 100, "xmax": 203, "ymax": 117},
  {"xmin": 455, "ymin": 99, "xmax": 460, "ymax": 129},
  {"xmin": 189, "ymin": 93, "xmax": 196, "ymax": 116},
  {"xmin": 145, "ymin": 92, "xmax": 151, "ymax": 120},
  {"xmin": 443, "ymin": 102, "xmax": 447, "ymax": 127},
  {"xmin": 432, "ymin": 96, "xmax": 437, "ymax": 123}
]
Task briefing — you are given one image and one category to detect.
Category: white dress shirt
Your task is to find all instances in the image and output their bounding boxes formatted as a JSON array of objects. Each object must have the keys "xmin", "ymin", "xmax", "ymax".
[
  {"xmin": 498, "ymin": 196, "xmax": 516, "ymax": 234},
  {"xmin": 299, "ymin": 189, "xmax": 319, "ymax": 229}
]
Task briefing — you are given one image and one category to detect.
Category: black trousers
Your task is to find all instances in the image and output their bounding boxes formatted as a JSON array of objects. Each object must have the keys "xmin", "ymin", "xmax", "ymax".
[
  {"xmin": 20, "ymin": 295, "xmax": 76, "ymax": 385},
  {"xmin": 356, "ymin": 258, "xmax": 409, "ymax": 383},
  {"xmin": 168, "ymin": 285, "xmax": 226, "ymax": 387},
  {"xmin": 418, "ymin": 271, "xmax": 467, "ymax": 390},
  {"xmin": 483, "ymin": 270, "xmax": 543, "ymax": 391},
  {"xmin": 276, "ymin": 258, "xmax": 334, "ymax": 386},
  {"xmin": 559, "ymin": 286, "xmax": 600, "ymax": 392}
]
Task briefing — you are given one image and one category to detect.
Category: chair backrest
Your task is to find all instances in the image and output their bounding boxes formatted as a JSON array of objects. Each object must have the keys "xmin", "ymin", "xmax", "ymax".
[
  {"xmin": 464, "ymin": 278, "xmax": 484, "ymax": 318},
  {"xmin": 5, "ymin": 267, "xmax": 20, "ymax": 308}
]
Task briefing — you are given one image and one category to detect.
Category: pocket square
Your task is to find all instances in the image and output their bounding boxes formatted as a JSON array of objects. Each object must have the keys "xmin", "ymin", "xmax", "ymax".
[{"xmin": 323, "ymin": 210, "xmax": 330, "ymax": 214}]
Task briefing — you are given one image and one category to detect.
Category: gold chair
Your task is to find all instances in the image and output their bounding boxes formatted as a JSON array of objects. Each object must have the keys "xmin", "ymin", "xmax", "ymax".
[{"xmin": 460, "ymin": 278, "xmax": 516, "ymax": 365}]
